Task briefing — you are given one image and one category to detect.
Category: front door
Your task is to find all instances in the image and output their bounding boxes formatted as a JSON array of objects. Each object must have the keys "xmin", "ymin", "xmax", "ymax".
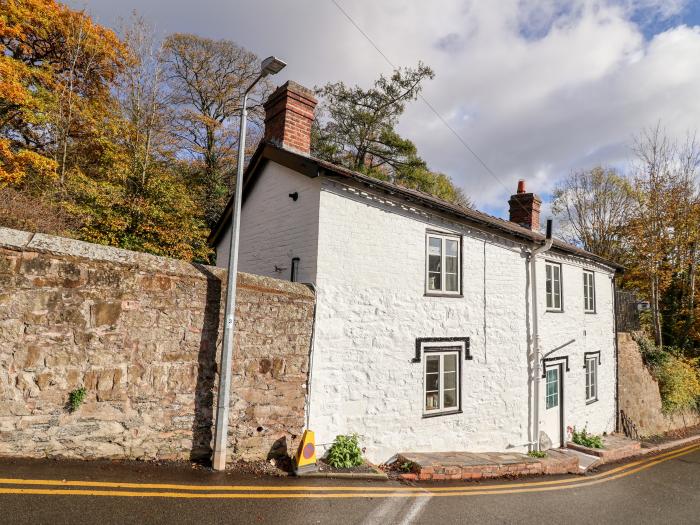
[{"xmin": 541, "ymin": 364, "xmax": 563, "ymax": 448}]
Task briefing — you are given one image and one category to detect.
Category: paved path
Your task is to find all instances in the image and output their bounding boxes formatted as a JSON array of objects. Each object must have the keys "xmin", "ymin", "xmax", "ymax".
[{"xmin": 1, "ymin": 443, "xmax": 698, "ymax": 524}]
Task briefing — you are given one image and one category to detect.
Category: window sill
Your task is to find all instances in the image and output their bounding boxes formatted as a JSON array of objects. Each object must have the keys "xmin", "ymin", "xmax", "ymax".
[
  {"xmin": 546, "ymin": 309, "xmax": 564, "ymax": 313},
  {"xmin": 584, "ymin": 311, "xmax": 597, "ymax": 315},
  {"xmin": 424, "ymin": 293, "xmax": 463, "ymax": 298},
  {"xmin": 586, "ymin": 398, "xmax": 598, "ymax": 405},
  {"xmin": 422, "ymin": 409, "xmax": 462, "ymax": 419}
]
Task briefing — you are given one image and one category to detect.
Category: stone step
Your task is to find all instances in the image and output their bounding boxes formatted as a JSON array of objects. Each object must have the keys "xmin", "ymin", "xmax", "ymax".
[{"xmin": 397, "ymin": 449, "xmax": 579, "ymax": 481}]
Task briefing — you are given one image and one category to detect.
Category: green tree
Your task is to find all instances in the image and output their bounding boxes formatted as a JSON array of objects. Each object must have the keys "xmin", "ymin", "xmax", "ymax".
[{"xmin": 312, "ymin": 64, "xmax": 470, "ymax": 207}]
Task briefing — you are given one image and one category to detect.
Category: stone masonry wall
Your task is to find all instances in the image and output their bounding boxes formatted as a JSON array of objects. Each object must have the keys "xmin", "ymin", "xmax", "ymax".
[
  {"xmin": 618, "ymin": 332, "xmax": 700, "ymax": 436},
  {"xmin": 0, "ymin": 227, "xmax": 314, "ymax": 462}
]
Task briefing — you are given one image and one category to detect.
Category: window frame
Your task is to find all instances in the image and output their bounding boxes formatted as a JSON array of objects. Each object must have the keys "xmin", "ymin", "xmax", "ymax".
[
  {"xmin": 545, "ymin": 261, "xmax": 563, "ymax": 312},
  {"xmin": 585, "ymin": 356, "xmax": 598, "ymax": 404},
  {"xmin": 425, "ymin": 232, "xmax": 462, "ymax": 297},
  {"xmin": 422, "ymin": 345, "xmax": 462, "ymax": 417},
  {"xmin": 545, "ymin": 367, "xmax": 560, "ymax": 410},
  {"xmin": 583, "ymin": 269, "xmax": 596, "ymax": 313}
]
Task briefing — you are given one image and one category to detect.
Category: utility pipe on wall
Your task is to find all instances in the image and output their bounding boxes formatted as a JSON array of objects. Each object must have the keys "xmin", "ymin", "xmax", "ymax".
[{"xmin": 529, "ymin": 219, "xmax": 553, "ymax": 451}]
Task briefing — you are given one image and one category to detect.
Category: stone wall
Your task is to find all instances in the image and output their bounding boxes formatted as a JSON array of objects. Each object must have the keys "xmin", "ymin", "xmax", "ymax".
[
  {"xmin": 0, "ymin": 227, "xmax": 314, "ymax": 463},
  {"xmin": 617, "ymin": 332, "xmax": 700, "ymax": 437}
]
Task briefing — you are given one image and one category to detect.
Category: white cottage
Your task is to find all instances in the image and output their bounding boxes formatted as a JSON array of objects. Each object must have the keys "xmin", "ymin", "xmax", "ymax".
[{"xmin": 210, "ymin": 81, "xmax": 621, "ymax": 463}]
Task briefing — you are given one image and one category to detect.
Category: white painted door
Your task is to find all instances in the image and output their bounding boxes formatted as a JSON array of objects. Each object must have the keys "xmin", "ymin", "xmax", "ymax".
[{"xmin": 541, "ymin": 364, "xmax": 563, "ymax": 448}]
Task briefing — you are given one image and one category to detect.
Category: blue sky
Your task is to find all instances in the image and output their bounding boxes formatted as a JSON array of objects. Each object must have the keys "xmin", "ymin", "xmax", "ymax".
[{"xmin": 71, "ymin": 0, "xmax": 700, "ymax": 222}]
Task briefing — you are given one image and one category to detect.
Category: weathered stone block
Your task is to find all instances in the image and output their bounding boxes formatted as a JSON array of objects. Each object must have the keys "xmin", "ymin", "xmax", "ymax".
[{"xmin": 92, "ymin": 302, "xmax": 122, "ymax": 327}]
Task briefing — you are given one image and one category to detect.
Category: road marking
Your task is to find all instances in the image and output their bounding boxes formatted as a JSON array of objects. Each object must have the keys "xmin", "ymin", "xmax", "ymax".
[
  {"xmin": 0, "ymin": 444, "xmax": 696, "ymax": 499},
  {"xmin": 361, "ymin": 493, "xmax": 411, "ymax": 524},
  {"xmin": 397, "ymin": 489, "xmax": 432, "ymax": 524},
  {"xmin": 0, "ymin": 442, "xmax": 691, "ymax": 492},
  {"xmin": 1, "ymin": 442, "xmax": 696, "ymax": 493}
]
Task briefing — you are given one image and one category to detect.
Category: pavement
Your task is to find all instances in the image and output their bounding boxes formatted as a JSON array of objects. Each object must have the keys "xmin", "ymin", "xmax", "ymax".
[{"xmin": 0, "ymin": 442, "xmax": 699, "ymax": 524}]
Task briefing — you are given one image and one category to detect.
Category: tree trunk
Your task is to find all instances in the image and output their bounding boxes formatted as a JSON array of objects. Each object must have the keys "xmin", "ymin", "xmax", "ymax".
[{"xmin": 651, "ymin": 272, "xmax": 663, "ymax": 348}]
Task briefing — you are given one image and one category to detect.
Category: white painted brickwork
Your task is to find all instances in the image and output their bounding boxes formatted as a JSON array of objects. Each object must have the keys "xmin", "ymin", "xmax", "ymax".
[
  {"xmin": 216, "ymin": 162, "xmax": 321, "ymax": 283},
  {"xmin": 231, "ymin": 163, "xmax": 617, "ymax": 463}
]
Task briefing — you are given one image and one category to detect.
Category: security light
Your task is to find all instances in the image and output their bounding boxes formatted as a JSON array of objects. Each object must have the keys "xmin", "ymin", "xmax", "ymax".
[{"xmin": 261, "ymin": 56, "xmax": 286, "ymax": 77}]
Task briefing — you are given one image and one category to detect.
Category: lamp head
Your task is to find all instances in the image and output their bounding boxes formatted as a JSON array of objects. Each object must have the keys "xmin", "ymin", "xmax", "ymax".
[{"xmin": 261, "ymin": 56, "xmax": 286, "ymax": 77}]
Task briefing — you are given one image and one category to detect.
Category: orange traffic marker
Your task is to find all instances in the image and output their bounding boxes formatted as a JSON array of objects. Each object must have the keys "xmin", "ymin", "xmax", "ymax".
[{"xmin": 294, "ymin": 430, "xmax": 318, "ymax": 475}]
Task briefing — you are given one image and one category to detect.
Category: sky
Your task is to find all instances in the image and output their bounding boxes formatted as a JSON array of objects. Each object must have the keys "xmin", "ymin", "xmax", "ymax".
[{"xmin": 69, "ymin": 0, "xmax": 700, "ymax": 219}]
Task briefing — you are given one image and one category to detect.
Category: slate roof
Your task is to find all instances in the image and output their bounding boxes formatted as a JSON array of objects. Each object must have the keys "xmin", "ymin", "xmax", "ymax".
[{"xmin": 209, "ymin": 142, "xmax": 622, "ymax": 271}]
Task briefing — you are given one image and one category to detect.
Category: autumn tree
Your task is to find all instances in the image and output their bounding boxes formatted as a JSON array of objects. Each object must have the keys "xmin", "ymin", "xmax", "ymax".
[
  {"xmin": 551, "ymin": 166, "xmax": 633, "ymax": 262},
  {"xmin": 64, "ymin": 15, "xmax": 212, "ymax": 262},
  {"xmin": 312, "ymin": 64, "xmax": 470, "ymax": 207},
  {"xmin": 1, "ymin": 3, "xmax": 211, "ymax": 262},
  {"xmin": 160, "ymin": 33, "xmax": 272, "ymax": 225},
  {"xmin": 0, "ymin": 0, "xmax": 127, "ymax": 188}
]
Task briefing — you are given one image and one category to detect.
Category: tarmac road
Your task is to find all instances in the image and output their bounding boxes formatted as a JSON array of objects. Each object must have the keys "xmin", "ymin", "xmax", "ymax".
[{"xmin": 0, "ymin": 443, "xmax": 698, "ymax": 524}]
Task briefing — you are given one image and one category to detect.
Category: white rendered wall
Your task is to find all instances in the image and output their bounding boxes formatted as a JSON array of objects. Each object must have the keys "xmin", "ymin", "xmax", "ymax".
[
  {"xmin": 308, "ymin": 179, "xmax": 616, "ymax": 463},
  {"xmin": 536, "ymin": 255, "xmax": 617, "ymax": 440},
  {"xmin": 215, "ymin": 162, "xmax": 321, "ymax": 284}
]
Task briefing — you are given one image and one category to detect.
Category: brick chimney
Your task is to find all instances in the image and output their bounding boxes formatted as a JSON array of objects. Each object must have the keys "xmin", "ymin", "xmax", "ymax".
[
  {"xmin": 263, "ymin": 81, "xmax": 317, "ymax": 154},
  {"xmin": 508, "ymin": 180, "xmax": 541, "ymax": 231}
]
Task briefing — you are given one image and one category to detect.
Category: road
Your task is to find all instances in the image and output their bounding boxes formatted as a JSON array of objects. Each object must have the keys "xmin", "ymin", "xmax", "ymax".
[{"xmin": 0, "ymin": 443, "xmax": 698, "ymax": 524}]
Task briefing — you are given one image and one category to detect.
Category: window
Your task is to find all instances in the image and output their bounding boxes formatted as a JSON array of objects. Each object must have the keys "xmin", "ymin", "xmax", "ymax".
[
  {"xmin": 585, "ymin": 357, "xmax": 597, "ymax": 403},
  {"xmin": 545, "ymin": 367, "xmax": 559, "ymax": 409},
  {"xmin": 424, "ymin": 349, "xmax": 460, "ymax": 414},
  {"xmin": 426, "ymin": 233, "xmax": 460, "ymax": 294},
  {"xmin": 583, "ymin": 270, "xmax": 595, "ymax": 313},
  {"xmin": 545, "ymin": 262, "xmax": 562, "ymax": 311}
]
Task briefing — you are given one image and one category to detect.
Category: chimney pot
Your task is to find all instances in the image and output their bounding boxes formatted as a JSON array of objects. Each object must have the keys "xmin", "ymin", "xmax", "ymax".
[
  {"xmin": 508, "ymin": 180, "xmax": 542, "ymax": 231},
  {"xmin": 263, "ymin": 81, "xmax": 317, "ymax": 155}
]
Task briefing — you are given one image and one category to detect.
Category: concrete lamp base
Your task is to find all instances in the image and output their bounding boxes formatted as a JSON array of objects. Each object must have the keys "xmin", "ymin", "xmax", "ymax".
[{"xmin": 212, "ymin": 449, "xmax": 227, "ymax": 471}]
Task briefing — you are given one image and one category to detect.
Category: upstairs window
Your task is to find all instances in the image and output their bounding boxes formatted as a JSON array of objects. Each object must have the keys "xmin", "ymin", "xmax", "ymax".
[
  {"xmin": 545, "ymin": 262, "xmax": 562, "ymax": 311},
  {"xmin": 583, "ymin": 270, "xmax": 595, "ymax": 313},
  {"xmin": 585, "ymin": 356, "xmax": 598, "ymax": 403},
  {"xmin": 426, "ymin": 233, "xmax": 460, "ymax": 295}
]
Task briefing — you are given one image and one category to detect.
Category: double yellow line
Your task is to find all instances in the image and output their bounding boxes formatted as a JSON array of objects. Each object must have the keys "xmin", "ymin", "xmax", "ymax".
[{"xmin": 0, "ymin": 443, "xmax": 697, "ymax": 499}]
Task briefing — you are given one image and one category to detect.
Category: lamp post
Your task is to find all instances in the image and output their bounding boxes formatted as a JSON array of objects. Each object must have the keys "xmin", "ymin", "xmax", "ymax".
[{"xmin": 212, "ymin": 56, "xmax": 286, "ymax": 471}]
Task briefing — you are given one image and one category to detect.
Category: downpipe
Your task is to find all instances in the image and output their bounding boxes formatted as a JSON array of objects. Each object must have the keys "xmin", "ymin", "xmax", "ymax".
[{"xmin": 529, "ymin": 219, "xmax": 553, "ymax": 452}]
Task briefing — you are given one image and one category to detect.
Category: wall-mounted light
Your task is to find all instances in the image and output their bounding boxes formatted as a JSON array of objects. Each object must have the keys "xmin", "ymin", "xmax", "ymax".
[{"xmin": 289, "ymin": 192, "xmax": 299, "ymax": 201}]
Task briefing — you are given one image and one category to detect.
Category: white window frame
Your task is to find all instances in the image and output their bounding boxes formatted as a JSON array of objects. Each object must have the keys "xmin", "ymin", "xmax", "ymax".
[
  {"xmin": 425, "ymin": 233, "xmax": 461, "ymax": 295},
  {"xmin": 585, "ymin": 357, "xmax": 598, "ymax": 403},
  {"xmin": 545, "ymin": 367, "xmax": 560, "ymax": 410},
  {"xmin": 423, "ymin": 346, "xmax": 461, "ymax": 416},
  {"xmin": 583, "ymin": 270, "xmax": 596, "ymax": 313},
  {"xmin": 545, "ymin": 261, "xmax": 563, "ymax": 311}
]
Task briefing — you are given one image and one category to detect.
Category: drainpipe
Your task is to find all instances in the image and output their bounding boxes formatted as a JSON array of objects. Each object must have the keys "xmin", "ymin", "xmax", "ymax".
[
  {"xmin": 529, "ymin": 219, "xmax": 553, "ymax": 451},
  {"xmin": 612, "ymin": 274, "xmax": 620, "ymax": 433}
]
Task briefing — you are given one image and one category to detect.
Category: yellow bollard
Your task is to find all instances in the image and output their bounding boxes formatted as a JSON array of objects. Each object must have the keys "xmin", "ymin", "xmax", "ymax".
[{"xmin": 294, "ymin": 429, "xmax": 318, "ymax": 475}]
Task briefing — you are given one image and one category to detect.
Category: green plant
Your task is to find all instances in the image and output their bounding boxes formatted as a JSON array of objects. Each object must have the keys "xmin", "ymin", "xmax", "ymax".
[
  {"xmin": 527, "ymin": 450, "xmax": 547, "ymax": 458},
  {"xmin": 571, "ymin": 427, "xmax": 603, "ymax": 449},
  {"xmin": 399, "ymin": 461, "xmax": 416, "ymax": 473},
  {"xmin": 68, "ymin": 387, "xmax": 87, "ymax": 412},
  {"xmin": 634, "ymin": 335, "xmax": 700, "ymax": 414},
  {"xmin": 326, "ymin": 434, "xmax": 363, "ymax": 469}
]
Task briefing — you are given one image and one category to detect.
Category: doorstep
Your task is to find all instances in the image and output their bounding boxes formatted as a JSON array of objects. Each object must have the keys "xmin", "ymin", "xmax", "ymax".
[
  {"xmin": 396, "ymin": 449, "xmax": 579, "ymax": 481},
  {"xmin": 559, "ymin": 447, "xmax": 601, "ymax": 473}
]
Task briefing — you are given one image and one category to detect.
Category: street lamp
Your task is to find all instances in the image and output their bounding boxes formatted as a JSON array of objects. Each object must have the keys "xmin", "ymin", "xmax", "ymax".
[{"xmin": 212, "ymin": 56, "xmax": 286, "ymax": 471}]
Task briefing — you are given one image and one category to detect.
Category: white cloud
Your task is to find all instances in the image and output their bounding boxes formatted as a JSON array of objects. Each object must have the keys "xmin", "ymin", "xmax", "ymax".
[{"xmin": 73, "ymin": 0, "xmax": 700, "ymax": 215}]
